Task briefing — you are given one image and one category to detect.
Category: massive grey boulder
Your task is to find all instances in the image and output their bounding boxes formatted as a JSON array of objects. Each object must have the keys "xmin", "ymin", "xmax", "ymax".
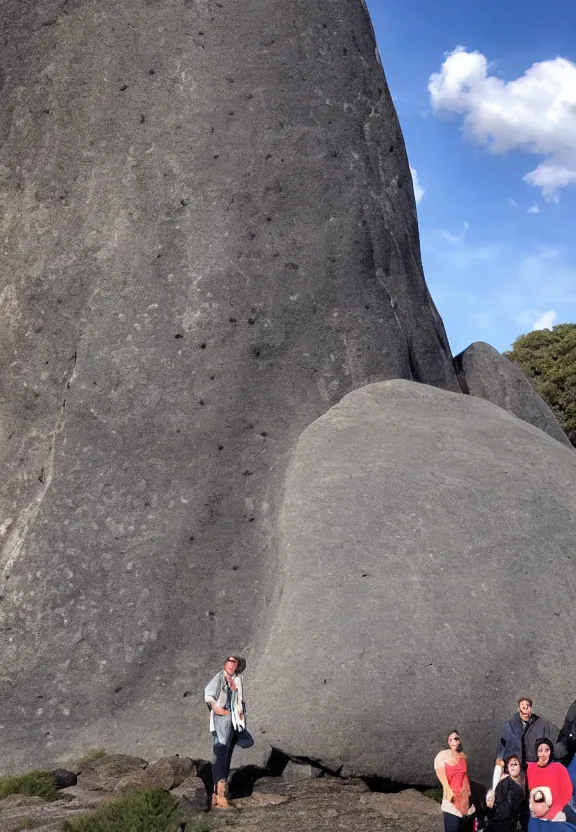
[
  {"xmin": 0, "ymin": 0, "xmax": 457, "ymax": 770},
  {"xmin": 454, "ymin": 342, "xmax": 571, "ymax": 447},
  {"xmin": 250, "ymin": 380, "xmax": 576, "ymax": 784}
]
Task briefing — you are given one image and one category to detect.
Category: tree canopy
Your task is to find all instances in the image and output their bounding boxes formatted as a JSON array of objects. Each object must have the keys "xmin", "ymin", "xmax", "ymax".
[{"xmin": 504, "ymin": 323, "xmax": 576, "ymax": 446}]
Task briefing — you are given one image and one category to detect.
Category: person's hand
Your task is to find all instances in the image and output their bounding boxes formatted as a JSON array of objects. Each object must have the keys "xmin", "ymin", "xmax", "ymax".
[
  {"xmin": 531, "ymin": 802, "xmax": 549, "ymax": 819},
  {"xmin": 446, "ymin": 787, "xmax": 454, "ymax": 802},
  {"xmin": 238, "ymin": 710, "xmax": 244, "ymax": 720},
  {"xmin": 211, "ymin": 704, "xmax": 230, "ymax": 716},
  {"xmin": 486, "ymin": 790, "xmax": 495, "ymax": 809}
]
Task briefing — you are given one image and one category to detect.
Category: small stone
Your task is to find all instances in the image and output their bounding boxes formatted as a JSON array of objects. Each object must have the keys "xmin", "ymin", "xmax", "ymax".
[
  {"xmin": 232, "ymin": 793, "xmax": 288, "ymax": 808},
  {"xmin": 51, "ymin": 768, "xmax": 78, "ymax": 789},
  {"xmin": 282, "ymin": 761, "xmax": 321, "ymax": 781},
  {"xmin": 138, "ymin": 759, "xmax": 176, "ymax": 790},
  {"xmin": 172, "ymin": 776, "xmax": 208, "ymax": 813}
]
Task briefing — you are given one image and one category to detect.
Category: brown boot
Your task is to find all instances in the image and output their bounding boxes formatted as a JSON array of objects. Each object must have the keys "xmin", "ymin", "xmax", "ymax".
[{"xmin": 213, "ymin": 780, "xmax": 230, "ymax": 809}]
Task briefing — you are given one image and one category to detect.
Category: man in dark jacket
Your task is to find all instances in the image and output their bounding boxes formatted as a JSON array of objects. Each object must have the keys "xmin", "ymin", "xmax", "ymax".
[
  {"xmin": 493, "ymin": 697, "xmax": 560, "ymax": 832},
  {"xmin": 495, "ymin": 697, "xmax": 560, "ymax": 770}
]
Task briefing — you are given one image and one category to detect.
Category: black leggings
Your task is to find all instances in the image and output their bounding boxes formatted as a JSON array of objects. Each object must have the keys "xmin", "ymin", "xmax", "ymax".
[{"xmin": 443, "ymin": 813, "xmax": 475, "ymax": 832}]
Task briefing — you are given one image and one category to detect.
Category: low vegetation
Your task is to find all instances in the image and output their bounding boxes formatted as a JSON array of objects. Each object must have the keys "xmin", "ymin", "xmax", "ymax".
[
  {"xmin": 70, "ymin": 749, "xmax": 107, "ymax": 769},
  {"xmin": 61, "ymin": 788, "xmax": 207, "ymax": 832},
  {"xmin": 423, "ymin": 787, "xmax": 442, "ymax": 803},
  {"xmin": 0, "ymin": 771, "xmax": 60, "ymax": 802}
]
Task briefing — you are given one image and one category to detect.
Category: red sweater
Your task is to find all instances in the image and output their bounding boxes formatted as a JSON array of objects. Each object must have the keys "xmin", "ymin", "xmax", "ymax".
[{"xmin": 527, "ymin": 761, "xmax": 573, "ymax": 820}]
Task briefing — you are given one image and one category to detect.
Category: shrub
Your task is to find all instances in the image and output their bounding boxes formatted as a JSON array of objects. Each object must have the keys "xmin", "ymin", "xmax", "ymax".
[
  {"xmin": 423, "ymin": 787, "xmax": 442, "ymax": 803},
  {"xmin": 61, "ymin": 788, "xmax": 206, "ymax": 832},
  {"xmin": 70, "ymin": 749, "xmax": 107, "ymax": 769},
  {"xmin": 0, "ymin": 771, "xmax": 60, "ymax": 802}
]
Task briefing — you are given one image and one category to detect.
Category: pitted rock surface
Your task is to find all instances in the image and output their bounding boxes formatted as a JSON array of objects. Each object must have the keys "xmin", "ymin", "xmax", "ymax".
[
  {"xmin": 454, "ymin": 341, "xmax": 571, "ymax": 446},
  {"xmin": 250, "ymin": 379, "xmax": 576, "ymax": 782},
  {"xmin": 0, "ymin": 0, "xmax": 457, "ymax": 771}
]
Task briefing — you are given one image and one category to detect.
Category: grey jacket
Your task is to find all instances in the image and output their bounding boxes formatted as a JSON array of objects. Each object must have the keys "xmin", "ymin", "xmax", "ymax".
[{"xmin": 204, "ymin": 670, "xmax": 245, "ymax": 709}]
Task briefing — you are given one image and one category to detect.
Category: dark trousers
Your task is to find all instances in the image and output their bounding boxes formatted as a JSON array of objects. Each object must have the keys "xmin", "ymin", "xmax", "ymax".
[
  {"xmin": 443, "ymin": 813, "xmax": 476, "ymax": 832},
  {"xmin": 212, "ymin": 713, "xmax": 237, "ymax": 786}
]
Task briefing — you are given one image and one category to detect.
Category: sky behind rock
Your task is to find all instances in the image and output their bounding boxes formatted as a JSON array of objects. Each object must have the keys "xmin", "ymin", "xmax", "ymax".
[{"xmin": 366, "ymin": 0, "xmax": 576, "ymax": 354}]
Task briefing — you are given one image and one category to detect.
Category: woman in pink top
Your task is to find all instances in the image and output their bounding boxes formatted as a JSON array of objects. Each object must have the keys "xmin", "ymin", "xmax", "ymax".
[{"xmin": 434, "ymin": 730, "xmax": 476, "ymax": 832}]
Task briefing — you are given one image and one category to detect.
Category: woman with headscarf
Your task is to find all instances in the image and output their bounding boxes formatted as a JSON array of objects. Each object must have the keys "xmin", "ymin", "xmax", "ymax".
[
  {"xmin": 527, "ymin": 737, "xmax": 574, "ymax": 830},
  {"xmin": 485, "ymin": 752, "xmax": 526, "ymax": 832},
  {"xmin": 434, "ymin": 730, "xmax": 476, "ymax": 831}
]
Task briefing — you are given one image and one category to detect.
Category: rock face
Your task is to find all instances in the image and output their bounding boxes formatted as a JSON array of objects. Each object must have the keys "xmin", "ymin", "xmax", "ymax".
[
  {"xmin": 0, "ymin": 0, "xmax": 457, "ymax": 770},
  {"xmin": 454, "ymin": 342, "xmax": 571, "ymax": 447},
  {"xmin": 250, "ymin": 380, "xmax": 576, "ymax": 784}
]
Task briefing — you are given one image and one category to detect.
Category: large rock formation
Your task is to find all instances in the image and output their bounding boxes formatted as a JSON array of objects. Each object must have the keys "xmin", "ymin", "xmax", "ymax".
[
  {"xmin": 250, "ymin": 380, "xmax": 576, "ymax": 784},
  {"xmin": 454, "ymin": 342, "xmax": 571, "ymax": 447},
  {"xmin": 0, "ymin": 0, "xmax": 457, "ymax": 770}
]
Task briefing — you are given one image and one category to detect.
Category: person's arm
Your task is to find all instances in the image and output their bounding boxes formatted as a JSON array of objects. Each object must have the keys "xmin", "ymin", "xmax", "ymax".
[
  {"xmin": 495, "ymin": 727, "xmax": 507, "ymax": 768},
  {"xmin": 204, "ymin": 672, "xmax": 229, "ymax": 715},
  {"xmin": 495, "ymin": 720, "xmax": 517, "ymax": 770},
  {"xmin": 491, "ymin": 763, "xmax": 504, "ymax": 791},
  {"xmin": 546, "ymin": 764, "xmax": 573, "ymax": 820},
  {"xmin": 204, "ymin": 672, "xmax": 220, "ymax": 704},
  {"xmin": 434, "ymin": 752, "xmax": 454, "ymax": 802}
]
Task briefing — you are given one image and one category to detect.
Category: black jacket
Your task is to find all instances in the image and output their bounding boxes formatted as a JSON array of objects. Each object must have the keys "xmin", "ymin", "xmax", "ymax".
[
  {"xmin": 557, "ymin": 699, "xmax": 576, "ymax": 765},
  {"xmin": 486, "ymin": 776, "xmax": 526, "ymax": 832}
]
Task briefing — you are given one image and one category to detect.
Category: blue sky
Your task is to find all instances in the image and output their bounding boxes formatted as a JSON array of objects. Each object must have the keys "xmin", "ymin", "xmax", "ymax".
[{"xmin": 365, "ymin": 0, "xmax": 576, "ymax": 355}]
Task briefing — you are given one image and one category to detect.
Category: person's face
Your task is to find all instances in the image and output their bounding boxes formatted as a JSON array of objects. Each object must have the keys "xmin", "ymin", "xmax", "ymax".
[
  {"xmin": 518, "ymin": 699, "xmax": 532, "ymax": 720},
  {"xmin": 508, "ymin": 758, "xmax": 521, "ymax": 778},
  {"xmin": 448, "ymin": 733, "xmax": 460, "ymax": 750},
  {"xmin": 537, "ymin": 743, "xmax": 551, "ymax": 766},
  {"xmin": 224, "ymin": 657, "xmax": 239, "ymax": 675}
]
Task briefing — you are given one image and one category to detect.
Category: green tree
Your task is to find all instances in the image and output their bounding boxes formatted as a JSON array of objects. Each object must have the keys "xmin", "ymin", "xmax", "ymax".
[{"xmin": 504, "ymin": 323, "xmax": 576, "ymax": 446}]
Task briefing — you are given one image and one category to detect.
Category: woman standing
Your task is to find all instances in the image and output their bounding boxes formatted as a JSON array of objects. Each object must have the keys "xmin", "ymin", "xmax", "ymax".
[
  {"xmin": 204, "ymin": 655, "xmax": 248, "ymax": 809},
  {"xmin": 434, "ymin": 730, "xmax": 476, "ymax": 832},
  {"xmin": 526, "ymin": 738, "xmax": 573, "ymax": 829},
  {"xmin": 485, "ymin": 753, "xmax": 526, "ymax": 832}
]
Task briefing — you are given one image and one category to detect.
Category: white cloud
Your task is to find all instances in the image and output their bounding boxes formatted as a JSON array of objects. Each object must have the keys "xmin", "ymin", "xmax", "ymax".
[
  {"xmin": 440, "ymin": 221, "xmax": 470, "ymax": 243},
  {"xmin": 421, "ymin": 228, "xmax": 576, "ymax": 351},
  {"xmin": 527, "ymin": 203, "xmax": 540, "ymax": 214},
  {"xmin": 410, "ymin": 166, "xmax": 425, "ymax": 204},
  {"xmin": 532, "ymin": 309, "xmax": 557, "ymax": 330},
  {"xmin": 429, "ymin": 47, "xmax": 576, "ymax": 197},
  {"xmin": 509, "ymin": 198, "xmax": 520, "ymax": 210}
]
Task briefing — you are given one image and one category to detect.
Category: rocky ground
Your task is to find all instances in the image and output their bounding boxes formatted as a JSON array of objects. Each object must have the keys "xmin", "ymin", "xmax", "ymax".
[{"xmin": 0, "ymin": 755, "xmax": 444, "ymax": 832}]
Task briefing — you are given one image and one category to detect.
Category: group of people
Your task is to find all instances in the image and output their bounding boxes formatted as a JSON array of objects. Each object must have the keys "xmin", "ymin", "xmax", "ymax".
[
  {"xmin": 203, "ymin": 656, "xmax": 576, "ymax": 831},
  {"xmin": 435, "ymin": 697, "xmax": 576, "ymax": 832}
]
